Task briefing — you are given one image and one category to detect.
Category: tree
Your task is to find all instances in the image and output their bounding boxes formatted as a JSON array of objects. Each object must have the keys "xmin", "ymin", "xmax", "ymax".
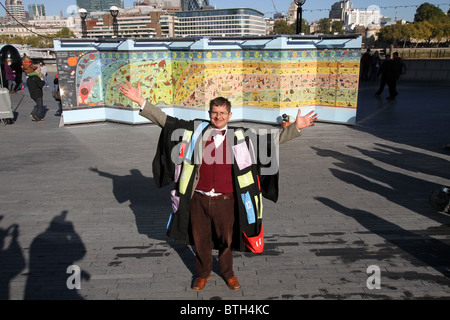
[
  {"xmin": 272, "ymin": 20, "xmax": 295, "ymax": 35},
  {"xmin": 414, "ymin": 2, "xmax": 446, "ymax": 23},
  {"xmin": 377, "ymin": 23, "xmax": 400, "ymax": 46},
  {"xmin": 413, "ymin": 2, "xmax": 449, "ymax": 46},
  {"xmin": 396, "ymin": 22, "xmax": 416, "ymax": 48},
  {"xmin": 413, "ymin": 21, "xmax": 433, "ymax": 46},
  {"xmin": 54, "ymin": 27, "xmax": 76, "ymax": 38},
  {"xmin": 300, "ymin": 19, "xmax": 310, "ymax": 34},
  {"xmin": 272, "ymin": 19, "xmax": 309, "ymax": 35},
  {"xmin": 430, "ymin": 17, "xmax": 450, "ymax": 46},
  {"xmin": 331, "ymin": 20, "xmax": 344, "ymax": 34},
  {"xmin": 317, "ymin": 18, "xmax": 331, "ymax": 34},
  {"xmin": 0, "ymin": 27, "xmax": 76, "ymax": 48},
  {"xmin": 401, "ymin": 23, "xmax": 416, "ymax": 47}
]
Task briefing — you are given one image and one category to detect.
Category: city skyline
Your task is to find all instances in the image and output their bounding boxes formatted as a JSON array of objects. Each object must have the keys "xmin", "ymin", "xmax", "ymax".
[{"xmin": 5, "ymin": 0, "xmax": 450, "ymax": 22}]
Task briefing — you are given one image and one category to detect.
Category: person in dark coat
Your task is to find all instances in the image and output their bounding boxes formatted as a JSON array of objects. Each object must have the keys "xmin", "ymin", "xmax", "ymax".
[
  {"xmin": 360, "ymin": 48, "xmax": 371, "ymax": 81},
  {"xmin": 4, "ymin": 60, "xmax": 16, "ymax": 93},
  {"xmin": 53, "ymin": 74, "xmax": 62, "ymax": 116},
  {"xmin": 375, "ymin": 54, "xmax": 397, "ymax": 99},
  {"xmin": 120, "ymin": 80, "xmax": 318, "ymax": 292},
  {"xmin": 391, "ymin": 52, "xmax": 404, "ymax": 98},
  {"xmin": 11, "ymin": 58, "xmax": 23, "ymax": 92},
  {"xmin": 27, "ymin": 67, "xmax": 46, "ymax": 122}
]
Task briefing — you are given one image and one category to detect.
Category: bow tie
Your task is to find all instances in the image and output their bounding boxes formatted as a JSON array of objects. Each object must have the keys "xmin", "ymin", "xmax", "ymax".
[{"xmin": 212, "ymin": 129, "xmax": 226, "ymax": 136}]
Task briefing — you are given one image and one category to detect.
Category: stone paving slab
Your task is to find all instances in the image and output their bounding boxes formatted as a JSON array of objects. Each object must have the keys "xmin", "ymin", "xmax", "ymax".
[{"xmin": 1, "ymin": 75, "xmax": 450, "ymax": 302}]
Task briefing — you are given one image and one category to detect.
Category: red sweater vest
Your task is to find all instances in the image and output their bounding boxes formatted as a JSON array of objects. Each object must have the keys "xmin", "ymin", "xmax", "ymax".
[{"xmin": 196, "ymin": 133, "xmax": 233, "ymax": 193}]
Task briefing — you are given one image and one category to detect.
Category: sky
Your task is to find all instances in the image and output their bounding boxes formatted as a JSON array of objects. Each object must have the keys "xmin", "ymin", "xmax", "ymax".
[{"xmin": 14, "ymin": 0, "xmax": 450, "ymax": 22}]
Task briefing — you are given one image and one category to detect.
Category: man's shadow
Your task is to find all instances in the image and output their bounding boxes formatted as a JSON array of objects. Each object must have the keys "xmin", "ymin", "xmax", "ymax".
[
  {"xmin": 89, "ymin": 168, "xmax": 196, "ymax": 277},
  {"xmin": 23, "ymin": 210, "xmax": 90, "ymax": 300},
  {"xmin": 0, "ymin": 216, "xmax": 25, "ymax": 300}
]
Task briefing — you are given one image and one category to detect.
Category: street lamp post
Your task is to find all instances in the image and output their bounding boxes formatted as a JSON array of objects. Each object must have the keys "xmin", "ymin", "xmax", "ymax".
[
  {"xmin": 294, "ymin": 0, "xmax": 306, "ymax": 34},
  {"xmin": 78, "ymin": 8, "xmax": 87, "ymax": 38},
  {"xmin": 110, "ymin": 6, "xmax": 119, "ymax": 37}
]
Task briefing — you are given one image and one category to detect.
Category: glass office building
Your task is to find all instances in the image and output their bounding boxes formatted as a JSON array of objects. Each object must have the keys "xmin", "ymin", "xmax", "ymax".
[
  {"xmin": 175, "ymin": 8, "xmax": 266, "ymax": 37},
  {"xmin": 181, "ymin": 0, "xmax": 209, "ymax": 11}
]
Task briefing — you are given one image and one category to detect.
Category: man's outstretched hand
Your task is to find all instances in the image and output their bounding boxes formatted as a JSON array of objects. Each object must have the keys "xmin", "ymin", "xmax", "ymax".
[
  {"xmin": 295, "ymin": 110, "xmax": 318, "ymax": 130},
  {"xmin": 120, "ymin": 81, "xmax": 145, "ymax": 106}
]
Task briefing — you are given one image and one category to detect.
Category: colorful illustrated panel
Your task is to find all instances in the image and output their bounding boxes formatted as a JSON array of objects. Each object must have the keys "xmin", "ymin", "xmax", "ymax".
[{"xmin": 56, "ymin": 49, "xmax": 361, "ymax": 111}]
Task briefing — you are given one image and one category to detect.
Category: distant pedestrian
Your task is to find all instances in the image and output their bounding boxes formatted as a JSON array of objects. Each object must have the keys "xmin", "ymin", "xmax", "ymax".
[
  {"xmin": 11, "ymin": 58, "xmax": 23, "ymax": 92},
  {"xmin": 53, "ymin": 74, "xmax": 62, "ymax": 116},
  {"xmin": 4, "ymin": 60, "xmax": 16, "ymax": 93},
  {"xmin": 391, "ymin": 52, "xmax": 404, "ymax": 96},
  {"xmin": 27, "ymin": 67, "xmax": 46, "ymax": 122},
  {"xmin": 375, "ymin": 54, "xmax": 398, "ymax": 100},
  {"xmin": 369, "ymin": 51, "xmax": 381, "ymax": 81},
  {"xmin": 39, "ymin": 61, "xmax": 48, "ymax": 87},
  {"xmin": 360, "ymin": 48, "xmax": 371, "ymax": 81}
]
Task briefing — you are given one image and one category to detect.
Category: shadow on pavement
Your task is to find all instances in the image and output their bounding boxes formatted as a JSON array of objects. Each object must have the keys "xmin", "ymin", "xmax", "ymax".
[
  {"xmin": 316, "ymin": 197, "xmax": 450, "ymax": 281},
  {"xmin": 89, "ymin": 167, "xmax": 197, "ymax": 277},
  {"xmin": 23, "ymin": 210, "xmax": 90, "ymax": 300}
]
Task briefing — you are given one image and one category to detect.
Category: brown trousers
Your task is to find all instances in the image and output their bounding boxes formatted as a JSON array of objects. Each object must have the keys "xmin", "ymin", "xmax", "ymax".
[{"xmin": 190, "ymin": 192, "xmax": 235, "ymax": 280}]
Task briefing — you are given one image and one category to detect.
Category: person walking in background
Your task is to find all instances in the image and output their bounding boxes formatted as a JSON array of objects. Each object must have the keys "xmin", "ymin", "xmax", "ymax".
[
  {"xmin": 39, "ymin": 61, "xmax": 48, "ymax": 88},
  {"xmin": 360, "ymin": 48, "xmax": 371, "ymax": 81},
  {"xmin": 4, "ymin": 59, "xmax": 16, "ymax": 94},
  {"xmin": 27, "ymin": 67, "xmax": 46, "ymax": 122},
  {"xmin": 369, "ymin": 51, "xmax": 381, "ymax": 81},
  {"xmin": 391, "ymin": 52, "xmax": 404, "ymax": 97},
  {"xmin": 53, "ymin": 74, "xmax": 62, "ymax": 116},
  {"xmin": 11, "ymin": 57, "xmax": 23, "ymax": 92},
  {"xmin": 375, "ymin": 54, "xmax": 398, "ymax": 100}
]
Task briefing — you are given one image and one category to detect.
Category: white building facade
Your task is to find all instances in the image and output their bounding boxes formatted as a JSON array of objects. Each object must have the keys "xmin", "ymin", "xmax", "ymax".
[
  {"xmin": 175, "ymin": 8, "xmax": 266, "ymax": 37},
  {"xmin": 344, "ymin": 6, "xmax": 381, "ymax": 30},
  {"xmin": 4, "ymin": 0, "xmax": 26, "ymax": 24}
]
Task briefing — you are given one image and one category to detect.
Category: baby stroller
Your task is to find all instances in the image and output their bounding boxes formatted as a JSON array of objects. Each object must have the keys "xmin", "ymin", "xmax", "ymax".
[{"xmin": 0, "ymin": 65, "xmax": 14, "ymax": 125}]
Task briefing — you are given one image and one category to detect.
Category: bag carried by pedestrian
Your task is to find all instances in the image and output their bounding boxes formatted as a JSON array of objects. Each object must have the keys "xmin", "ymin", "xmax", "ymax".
[{"xmin": 52, "ymin": 89, "xmax": 61, "ymax": 101}]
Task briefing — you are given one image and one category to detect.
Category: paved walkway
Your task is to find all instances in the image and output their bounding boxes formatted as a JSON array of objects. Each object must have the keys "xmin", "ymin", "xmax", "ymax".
[{"xmin": 1, "ymin": 75, "xmax": 450, "ymax": 302}]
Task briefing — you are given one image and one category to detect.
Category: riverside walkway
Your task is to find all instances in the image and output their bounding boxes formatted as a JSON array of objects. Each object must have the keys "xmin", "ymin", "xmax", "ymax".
[{"xmin": 1, "ymin": 75, "xmax": 449, "ymax": 302}]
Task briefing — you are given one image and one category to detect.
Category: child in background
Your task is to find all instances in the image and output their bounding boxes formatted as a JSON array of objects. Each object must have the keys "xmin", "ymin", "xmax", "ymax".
[
  {"xmin": 4, "ymin": 59, "xmax": 16, "ymax": 93},
  {"xmin": 27, "ymin": 67, "xmax": 46, "ymax": 122}
]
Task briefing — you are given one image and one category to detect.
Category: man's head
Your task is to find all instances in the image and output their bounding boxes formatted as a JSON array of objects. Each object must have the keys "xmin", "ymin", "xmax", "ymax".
[{"xmin": 209, "ymin": 97, "xmax": 232, "ymax": 129}]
